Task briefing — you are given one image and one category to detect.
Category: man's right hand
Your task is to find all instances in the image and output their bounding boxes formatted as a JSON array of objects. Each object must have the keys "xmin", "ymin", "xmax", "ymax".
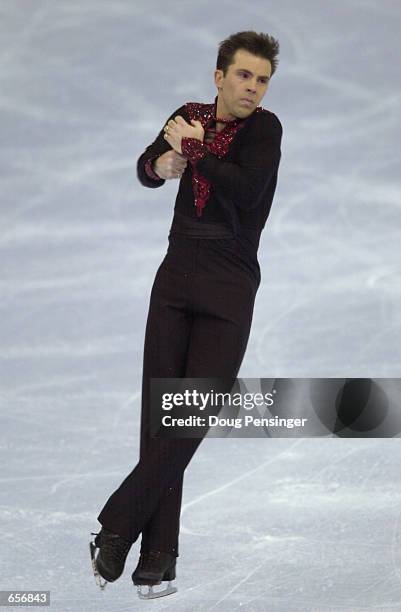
[{"xmin": 153, "ymin": 150, "xmax": 188, "ymax": 180}]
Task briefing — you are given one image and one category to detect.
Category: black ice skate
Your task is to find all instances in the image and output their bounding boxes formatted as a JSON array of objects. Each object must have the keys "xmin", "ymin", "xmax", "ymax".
[
  {"xmin": 132, "ymin": 550, "xmax": 177, "ymax": 599},
  {"xmin": 89, "ymin": 528, "xmax": 132, "ymax": 590}
]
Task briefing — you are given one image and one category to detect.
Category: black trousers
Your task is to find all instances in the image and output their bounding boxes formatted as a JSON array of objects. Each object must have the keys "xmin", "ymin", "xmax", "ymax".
[{"xmin": 97, "ymin": 227, "xmax": 260, "ymax": 556}]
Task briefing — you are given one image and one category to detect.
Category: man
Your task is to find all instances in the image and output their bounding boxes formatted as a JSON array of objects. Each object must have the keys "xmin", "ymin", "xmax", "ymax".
[{"xmin": 90, "ymin": 30, "xmax": 282, "ymax": 600}]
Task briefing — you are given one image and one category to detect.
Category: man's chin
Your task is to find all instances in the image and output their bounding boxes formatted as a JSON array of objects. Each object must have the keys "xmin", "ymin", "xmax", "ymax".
[{"xmin": 235, "ymin": 107, "xmax": 254, "ymax": 119}]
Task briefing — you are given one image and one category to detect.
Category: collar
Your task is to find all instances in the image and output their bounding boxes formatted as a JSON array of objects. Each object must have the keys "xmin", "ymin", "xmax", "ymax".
[{"xmin": 212, "ymin": 96, "xmax": 244, "ymax": 125}]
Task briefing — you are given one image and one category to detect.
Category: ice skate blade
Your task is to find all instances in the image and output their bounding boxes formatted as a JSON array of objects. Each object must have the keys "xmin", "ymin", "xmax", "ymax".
[
  {"xmin": 89, "ymin": 541, "xmax": 107, "ymax": 591},
  {"xmin": 137, "ymin": 581, "xmax": 177, "ymax": 600}
]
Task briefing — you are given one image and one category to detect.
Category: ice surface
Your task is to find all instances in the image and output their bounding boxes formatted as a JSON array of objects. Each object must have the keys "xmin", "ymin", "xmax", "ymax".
[{"xmin": 1, "ymin": 1, "xmax": 401, "ymax": 610}]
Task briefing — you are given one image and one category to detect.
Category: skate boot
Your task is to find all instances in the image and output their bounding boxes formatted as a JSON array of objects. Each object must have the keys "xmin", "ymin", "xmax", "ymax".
[
  {"xmin": 132, "ymin": 550, "xmax": 177, "ymax": 599},
  {"xmin": 89, "ymin": 528, "xmax": 132, "ymax": 590}
]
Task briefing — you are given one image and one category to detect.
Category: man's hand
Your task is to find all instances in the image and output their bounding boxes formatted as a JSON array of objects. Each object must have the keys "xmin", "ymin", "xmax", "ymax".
[
  {"xmin": 153, "ymin": 150, "xmax": 188, "ymax": 180},
  {"xmin": 164, "ymin": 116, "xmax": 204, "ymax": 154}
]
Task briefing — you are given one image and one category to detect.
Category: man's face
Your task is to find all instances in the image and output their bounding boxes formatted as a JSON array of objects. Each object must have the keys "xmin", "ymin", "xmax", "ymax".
[{"xmin": 214, "ymin": 49, "xmax": 272, "ymax": 120}]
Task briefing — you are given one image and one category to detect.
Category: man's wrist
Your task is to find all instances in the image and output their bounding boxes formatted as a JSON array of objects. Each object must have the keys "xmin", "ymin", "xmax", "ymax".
[
  {"xmin": 181, "ymin": 138, "xmax": 208, "ymax": 164},
  {"xmin": 144, "ymin": 157, "xmax": 163, "ymax": 181}
]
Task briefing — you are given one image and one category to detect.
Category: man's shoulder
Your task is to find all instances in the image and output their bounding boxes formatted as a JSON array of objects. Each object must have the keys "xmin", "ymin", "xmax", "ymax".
[
  {"xmin": 185, "ymin": 100, "xmax": 212, "ymax": 108},
  {"xmin": 250, "ymin": 107, "xmax": 282, "ymax": 134},
  {"xmin": 184, "ymin": 101, "xmax": 214, "ymax": 119}
]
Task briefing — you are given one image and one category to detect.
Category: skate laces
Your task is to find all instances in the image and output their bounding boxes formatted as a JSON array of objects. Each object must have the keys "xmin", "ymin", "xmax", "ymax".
[
  {"xmin": 142, "ymin": 551, "xmax": 162, "ymax": 561},
  {"xmin": 140, "ymin": 550, "xmax": 171, "ymax": 569},
  {"xmin": 101, "ymin": 532, "xmax": 131, "ymax": 561}
]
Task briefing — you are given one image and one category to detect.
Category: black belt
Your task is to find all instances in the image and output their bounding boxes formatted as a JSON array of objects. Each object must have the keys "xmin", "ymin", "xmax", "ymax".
[{"xmin": 169, "ymin": 211, "xmax": 235, "ymax": 239}]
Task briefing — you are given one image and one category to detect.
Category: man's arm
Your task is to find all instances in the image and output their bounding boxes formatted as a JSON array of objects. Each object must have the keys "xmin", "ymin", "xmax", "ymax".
[
  {"xmin": 182, "ymin": 113, "xmax": 282, "ymax": 211},
  {"xmin": 136, "ymin": 104, "xmax": 189, "ymax": 188}
]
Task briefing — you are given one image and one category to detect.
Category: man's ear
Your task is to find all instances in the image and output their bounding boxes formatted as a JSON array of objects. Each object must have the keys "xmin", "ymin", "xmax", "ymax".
[{"xmin": 214, "ymin": 69, "xmax": 224, "ymax": 89}]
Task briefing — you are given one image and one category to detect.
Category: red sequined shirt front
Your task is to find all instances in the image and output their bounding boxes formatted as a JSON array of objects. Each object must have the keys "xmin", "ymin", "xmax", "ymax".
[
  {"xmin": 181, "ymin": 102, "xmax": 247, "ymax": 217},
  {"xmin": 145, "ymin": 100, "xmax": 263, "ymax": 217}
]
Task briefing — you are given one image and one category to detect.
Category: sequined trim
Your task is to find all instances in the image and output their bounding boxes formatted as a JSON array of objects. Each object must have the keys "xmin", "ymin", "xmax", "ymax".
[
  {"xmin": 184, "ymin": 100, "xmax": 264, "ymax": 217},
  {"xmin": 144, "ymin": 156, "xmax": 163, "ymax": 182},
  {"xmin": 181, "ymin": 138, "xmax": 208, "ymax": 163}
]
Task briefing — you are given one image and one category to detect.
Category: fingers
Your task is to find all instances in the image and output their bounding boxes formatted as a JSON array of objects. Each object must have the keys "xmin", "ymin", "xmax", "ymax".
[
  {"xmin": 164, "ymin": 118, "xmax": 180, "ymax": 132},
  {"xmin": 166, "ymin": 152, "xmax": 187, "ymax": 179},
  {"xmin": 164, "ymin": 116, "xmax": 189, "ymax": 136},
  {"xmin": 154, "ymin": 149, "xmax": 186, "ymax": 180},
  {"xmin": 168, "ymin": 169, "xmax": 184, "ymax": 179},
  {"xmin": 171, "ymin": 150, "xmax": 186, "ymax": 162},
  {"xmin": 172, "ymin": 161, "xmax": 187, "ymax": 175},
  {"xmin": 174, "ymin": 158, "xmax": 187, "ymax": 168},
  {"xmin": 172, "ymin": 163, "xmax": 186, "ymax": 178},
  {"xmin": 174, "ymin": 116, "xmax": 187, "ymax": 125},
  {"xmin": 168, "ymin": 150, "xmax": 187, "ymax": 170},
  {"xmin": 163, "ymin": 121, "xmax": 175, "ymax": 139},
  {"xmin": 175, "ymin": 165, "xmax": 187, "ymax": 174}
]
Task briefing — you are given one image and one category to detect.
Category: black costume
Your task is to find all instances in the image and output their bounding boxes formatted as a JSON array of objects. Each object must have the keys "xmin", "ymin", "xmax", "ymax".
[{"xmin": 98, "ymin": 96, "xmax": 282, "ymax": 558}]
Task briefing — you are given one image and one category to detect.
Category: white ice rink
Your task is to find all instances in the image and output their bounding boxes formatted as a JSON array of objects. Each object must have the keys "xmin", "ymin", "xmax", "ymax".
[{"xmin": 1, "ymin": 1, "xmax": 401, "ymax": 610}]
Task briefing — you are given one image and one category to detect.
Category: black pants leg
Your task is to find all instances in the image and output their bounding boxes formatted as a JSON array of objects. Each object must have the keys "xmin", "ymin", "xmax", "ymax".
[{"xmin": 97, "ymin": 235, "xmax": 259, "ymax": 555}]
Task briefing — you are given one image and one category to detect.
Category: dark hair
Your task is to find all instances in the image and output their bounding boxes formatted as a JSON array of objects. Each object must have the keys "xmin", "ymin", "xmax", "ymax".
[{"xmin": 217, "ymin": 31, "xmax": 280, "ymax": 76}]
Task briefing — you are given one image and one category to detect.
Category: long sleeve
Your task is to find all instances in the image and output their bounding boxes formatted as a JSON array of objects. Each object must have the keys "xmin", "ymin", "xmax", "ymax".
[
  {"xmin": 182, "ymin": 112, "xmax": 282, "ymax": 211},
  {"xmin": 136, "ymin": 104, "xmax": 189, "ymax": 188}
]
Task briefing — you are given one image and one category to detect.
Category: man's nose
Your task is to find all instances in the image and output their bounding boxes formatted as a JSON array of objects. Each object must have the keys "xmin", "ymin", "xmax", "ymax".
[{"xmin": 246, "ymin": 80, "xmax": 257, "ymax": 93}]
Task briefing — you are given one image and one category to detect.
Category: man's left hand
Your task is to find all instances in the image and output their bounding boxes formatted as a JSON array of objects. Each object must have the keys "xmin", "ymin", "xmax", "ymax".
[{"xmin": 164, "ymin": 116, "xmax": 204, "ymax": 154}]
